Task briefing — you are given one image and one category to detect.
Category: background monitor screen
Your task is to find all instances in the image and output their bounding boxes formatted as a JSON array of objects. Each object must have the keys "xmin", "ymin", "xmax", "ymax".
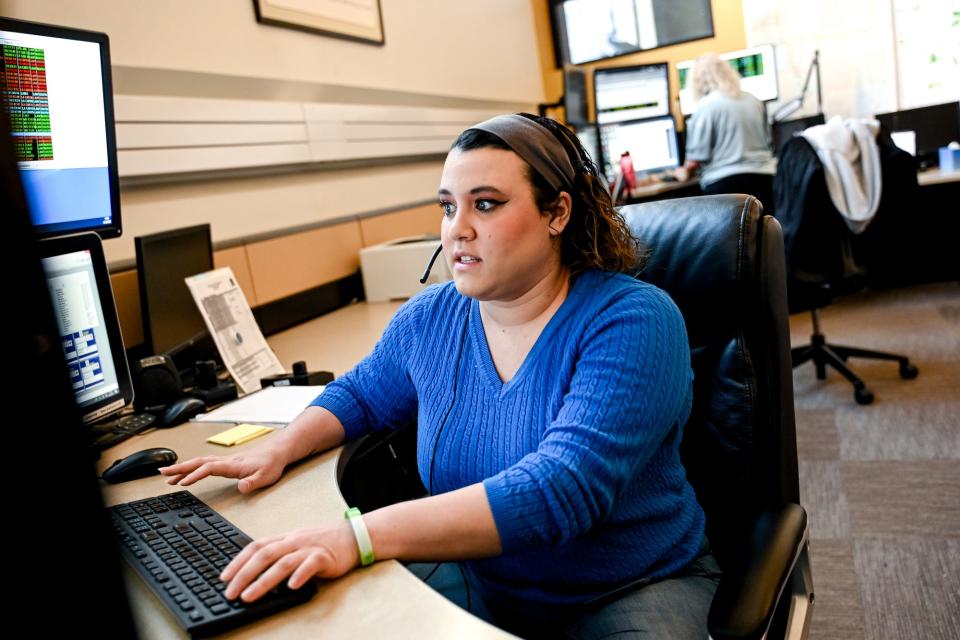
[
  {"xmin": 677, "ymin": 44, "xmax": 779, "ymax": 115},
  {"xmin": 551, "ymin": 0, "xmax": 714, "ymax": 66},
  {"xmin": 573, "ymin": 123, "xmax": 601, "ymax": 167},
  {"xmin": 594, "ymin": 62, "xmax": 670, "ymax": 124},
  {"xmin": 39, "ymin": 232, "xmax": 133, "ymax": 424},
  {"xmin": 564, "ymin": 66, "xmax": 589, "ymax": 125},
  {"xmin": 0, "ymin": 18, "xmax": 121, "ymax": 239},
  {"xmin": 599, "ymin": 115, "xmax": 679, "ymax": 180},
  {"xmin": 136, "ymin": 224, "xmax": 216, "ymax": 368}
]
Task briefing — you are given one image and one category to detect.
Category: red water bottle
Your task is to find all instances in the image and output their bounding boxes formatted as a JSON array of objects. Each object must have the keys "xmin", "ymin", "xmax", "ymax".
[{"xmin": 620, "ymin": 151, "xmax": 637, "ymax": 191}]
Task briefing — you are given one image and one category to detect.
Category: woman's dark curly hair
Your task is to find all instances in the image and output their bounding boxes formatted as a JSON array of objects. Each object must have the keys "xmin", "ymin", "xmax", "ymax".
[{"xmin": 451, "ymin": 113, "xmax": 641, "ymax": 275}]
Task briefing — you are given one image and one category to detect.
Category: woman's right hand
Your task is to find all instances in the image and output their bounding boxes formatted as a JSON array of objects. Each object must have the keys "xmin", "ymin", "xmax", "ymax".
[{"xmin": 159, "ymin": 446, "xmax": 287, "ymax": 494}]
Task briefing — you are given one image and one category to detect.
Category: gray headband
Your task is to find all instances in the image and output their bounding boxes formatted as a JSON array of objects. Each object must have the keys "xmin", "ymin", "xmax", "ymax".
[{"xmin": 468, "ymin": 114, "xmax": 576, "ymax": 191}]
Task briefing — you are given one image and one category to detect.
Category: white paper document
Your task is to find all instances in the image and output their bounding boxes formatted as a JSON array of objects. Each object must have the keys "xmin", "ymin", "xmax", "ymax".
[
  {"xmin": 185, "ymin": 267, "xmax": 285, "ymax": 394},
  {"xmin": 191, "ymin": 385, "xmax": 325, "ymax": 425}
]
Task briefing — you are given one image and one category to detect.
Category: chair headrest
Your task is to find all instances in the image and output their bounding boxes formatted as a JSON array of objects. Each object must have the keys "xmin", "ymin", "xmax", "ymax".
[{"xmin": 622, "ymin": 195, "xmax": 760, "ymax": 346}]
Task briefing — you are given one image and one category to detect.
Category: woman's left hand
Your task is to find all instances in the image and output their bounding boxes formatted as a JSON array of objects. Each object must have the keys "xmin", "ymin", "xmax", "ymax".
[{"xmin": 221, "ymin": 520, "xmax": 360, "ymax": 602}]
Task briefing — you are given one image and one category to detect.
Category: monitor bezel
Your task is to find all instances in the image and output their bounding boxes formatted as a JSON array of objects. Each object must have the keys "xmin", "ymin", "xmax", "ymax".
[
  {"xmin": 548, "ymin": 0, "xmax": 715, "ymax": 67},
  {"xmin": 598, "ymin": 114, "xmax": 680, "ymax": 178},
  {"xmin": 593, "ymin": 61, "xmax": 671, "ymax": 125},
  {"xmin": 135, "ymin": 223, "xmax": 214, "ymax": 360},
  {"xmin": 37, "ymin": 231, "xmax": 133, "ymax": 423},
  {"xmin": 0, "ymin": 17, "xmax": 122, "ymax": 240}
]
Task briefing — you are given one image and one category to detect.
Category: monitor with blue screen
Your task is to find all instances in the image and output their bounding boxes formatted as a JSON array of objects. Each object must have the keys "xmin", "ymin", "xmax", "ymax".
[{"xmin": 0, "ymin": 17, "xmax": 121, "ymax": 239}]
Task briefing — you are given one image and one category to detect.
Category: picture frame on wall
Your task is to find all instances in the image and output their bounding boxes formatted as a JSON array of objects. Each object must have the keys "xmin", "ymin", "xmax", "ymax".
[{"xmin": 253, "ymin": 0, "xmax": 385, "ymax": 45}]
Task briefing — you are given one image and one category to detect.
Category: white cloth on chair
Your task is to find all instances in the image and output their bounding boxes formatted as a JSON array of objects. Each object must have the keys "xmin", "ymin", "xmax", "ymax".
[{"xmin": 801, "ymin": 116, "xmax": 882, "ymax": 234}]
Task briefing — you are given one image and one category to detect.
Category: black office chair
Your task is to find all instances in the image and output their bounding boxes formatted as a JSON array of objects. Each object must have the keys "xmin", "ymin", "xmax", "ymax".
[
  {"xmin": 774, "ymin": 135, "xmax": 919, "ymax": 405},
  {"xmin": 623, "ymin": 194, "xmax": 813, "ymax": 640}
]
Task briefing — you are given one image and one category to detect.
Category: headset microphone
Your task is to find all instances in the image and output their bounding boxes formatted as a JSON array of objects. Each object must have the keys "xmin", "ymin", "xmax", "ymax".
[{"xmin": 419, "ymin": 244, "xmax": 444, "ymax": 284}]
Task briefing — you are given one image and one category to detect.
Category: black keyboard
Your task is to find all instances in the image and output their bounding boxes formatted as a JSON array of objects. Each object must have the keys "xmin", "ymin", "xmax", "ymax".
[
  {"xmin": 90, "ymin": 412, "xmax": 157, "ymax": 451},
  {"xmin": 110, "ymin": 491, "xmax": 316, "ymax": 637}
]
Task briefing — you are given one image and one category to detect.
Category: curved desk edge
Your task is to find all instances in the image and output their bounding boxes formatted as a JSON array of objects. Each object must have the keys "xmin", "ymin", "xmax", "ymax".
[{"xmin": 98, "ymin": 422, "xmax": 515, "ymax": 639}]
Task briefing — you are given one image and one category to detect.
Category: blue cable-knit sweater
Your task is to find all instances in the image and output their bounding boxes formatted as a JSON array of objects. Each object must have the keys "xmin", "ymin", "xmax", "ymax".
[{"xmin": 311, "ymin": 269, "xmax": 704, "ymax": 608}]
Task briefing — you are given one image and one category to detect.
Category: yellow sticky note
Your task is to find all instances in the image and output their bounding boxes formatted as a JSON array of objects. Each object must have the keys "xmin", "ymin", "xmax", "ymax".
[{"xmin": 207, "ymin": 423, "xmax": 274, "ymax": 447}]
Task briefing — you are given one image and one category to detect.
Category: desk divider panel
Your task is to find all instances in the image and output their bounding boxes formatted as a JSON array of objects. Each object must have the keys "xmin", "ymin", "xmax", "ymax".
[
  {"xmin": 111, "ymin": 269, "xmax": 144, "ymax": 349},
  {"xmin": 244, "ymin": 221, "xmax": 364, "ymax": 306},
  {"xmin": 213, "ymin": 245, "xmax": 259, "ymax": 307}
]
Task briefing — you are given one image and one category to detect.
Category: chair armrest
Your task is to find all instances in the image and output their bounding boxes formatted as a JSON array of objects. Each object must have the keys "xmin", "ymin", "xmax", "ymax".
[{"xmin": 708, "ymin": 503, "xmax": 808, "ymax": 640}]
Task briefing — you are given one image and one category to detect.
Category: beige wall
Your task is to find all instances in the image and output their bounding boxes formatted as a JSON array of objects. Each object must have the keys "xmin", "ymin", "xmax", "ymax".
[
  {"xmin": 532, "ymin": 0, "xmax": 748, "ymax": 128},
  {"xmin": 2, "ymin": 1, "xmax": 545, "ymax": 267},
  {"xmin": 111, "ymin": 161, "xmax": 443, "ymax": 266},
  {"xmin": 4, "ymin": 0, "xmax": 545, "ymax": 104},
  {"xmin": 743, "ymin": 0, "xmax": 896, "ymax": 119}
]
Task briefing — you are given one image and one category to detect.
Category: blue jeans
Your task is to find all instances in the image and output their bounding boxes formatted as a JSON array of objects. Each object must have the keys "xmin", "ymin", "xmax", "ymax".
[{"xmin": 406, "ymin": 539, "xmax": 721, "ymax": 639}]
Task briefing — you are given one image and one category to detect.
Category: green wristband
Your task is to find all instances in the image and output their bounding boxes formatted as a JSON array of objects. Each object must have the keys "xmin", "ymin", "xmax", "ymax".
[{"xmin": 345, "ymin": 507, "xmax": 375, "ymax": 566}]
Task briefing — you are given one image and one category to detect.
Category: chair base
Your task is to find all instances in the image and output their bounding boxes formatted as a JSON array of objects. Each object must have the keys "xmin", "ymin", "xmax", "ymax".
[{"xmin": 791, "ymin": 312, "xmax": 919, "ymax": 404}]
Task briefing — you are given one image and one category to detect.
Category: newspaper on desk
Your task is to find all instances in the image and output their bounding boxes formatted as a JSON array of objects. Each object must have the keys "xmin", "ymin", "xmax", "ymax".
[{"xmin": 185, "ymin": 267, "xmax": 285, "ymax": 395}]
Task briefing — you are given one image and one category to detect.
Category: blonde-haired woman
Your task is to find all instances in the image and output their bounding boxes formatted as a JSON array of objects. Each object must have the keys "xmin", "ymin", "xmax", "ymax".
[{"xmin": 676, "ymin": 53, "xmax": 776, "ymax": 211}]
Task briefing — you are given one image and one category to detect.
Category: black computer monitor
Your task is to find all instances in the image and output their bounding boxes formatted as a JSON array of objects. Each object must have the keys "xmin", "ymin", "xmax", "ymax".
[
  {"xmin": 0, "ymin": 17, "xmax": 122, "ymax": 239},
  {"xmin": 563, "ymin": 66, "xmax": 589, "ymax": 126},
  {"xmin": 135, "ymin": 224, "xmax": 217, "ymax": 370},
  {"xmin": 549, "ymin": 0, "xmax": 714, "ymax": 66},
  {"xmin": 38, "ymin": 232, "xmax": 135, "ymax": 425},
  {"xmin": 875, "ymin": 101, "xmax": 960, "ymax": 169},
  {"xmin": 594, "ymin": 62, "xmax": 670, "ymax": 125},
  {"xmin": 598, "ymin": 115, "xmax": 680, "ymax": 181},
  {"xmin": 3, "ymin": 72, "xmax": 137, "ymax": 638},
  {"xmin": 772, "ymin": 113, "xmax": 826, "ymax": 157}
]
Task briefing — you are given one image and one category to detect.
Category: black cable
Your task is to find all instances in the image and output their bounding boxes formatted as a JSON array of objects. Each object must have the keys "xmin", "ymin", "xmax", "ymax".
[
  {"xmin": 427, "ymin": 309, "xmax": 470, "ymax": 495},
  {"xmin": 420, "ymin": 562, "xmax": 442, "ymax": 584},
  {"xmin": 457, "ymin": 562, "xmax": 472, "ymax": 613}
]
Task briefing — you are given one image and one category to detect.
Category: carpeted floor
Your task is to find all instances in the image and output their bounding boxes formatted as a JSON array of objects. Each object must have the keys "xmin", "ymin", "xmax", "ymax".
[{"xmin": 789, "ymin": 282, "xmax": 960, "ymax": 640}]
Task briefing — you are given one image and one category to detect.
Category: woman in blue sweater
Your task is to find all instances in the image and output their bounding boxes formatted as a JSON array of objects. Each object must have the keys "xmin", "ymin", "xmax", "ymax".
[{"xmin": 162, "ymin": 113, "xmax": 718, "ymax": 638}]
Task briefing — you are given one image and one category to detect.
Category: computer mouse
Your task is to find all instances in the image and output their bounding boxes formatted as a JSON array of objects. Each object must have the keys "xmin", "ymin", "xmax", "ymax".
[
  {"xmin": 160, "ymin": 397, "xmax": 207, "ymax": 428},
  {"xmin": 102, "ymin": 447, "xmax": 178, "ymax": 484}
]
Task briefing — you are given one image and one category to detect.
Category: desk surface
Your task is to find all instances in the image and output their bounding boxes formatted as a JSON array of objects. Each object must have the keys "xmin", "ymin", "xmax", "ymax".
[
  {"xmin": 624, "ymin": 175, "xmax": 699, "ymax": 201},
  {"xmin": 917, "ymin": 166, "xmax": 960, "ymax": 186},
  {"xmin": 99, "ymin": 300, "xmax": 514, "ymax": 639}
]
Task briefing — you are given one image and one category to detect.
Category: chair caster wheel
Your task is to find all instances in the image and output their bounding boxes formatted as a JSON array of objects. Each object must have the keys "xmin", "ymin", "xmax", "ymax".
[
  {"xmin": 854, "ymin": 387, "xmax": 874, "ymax": 405},
  {"xmin": 899, "ymin": 363, "xmax": 919, "ymax": 379}
]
